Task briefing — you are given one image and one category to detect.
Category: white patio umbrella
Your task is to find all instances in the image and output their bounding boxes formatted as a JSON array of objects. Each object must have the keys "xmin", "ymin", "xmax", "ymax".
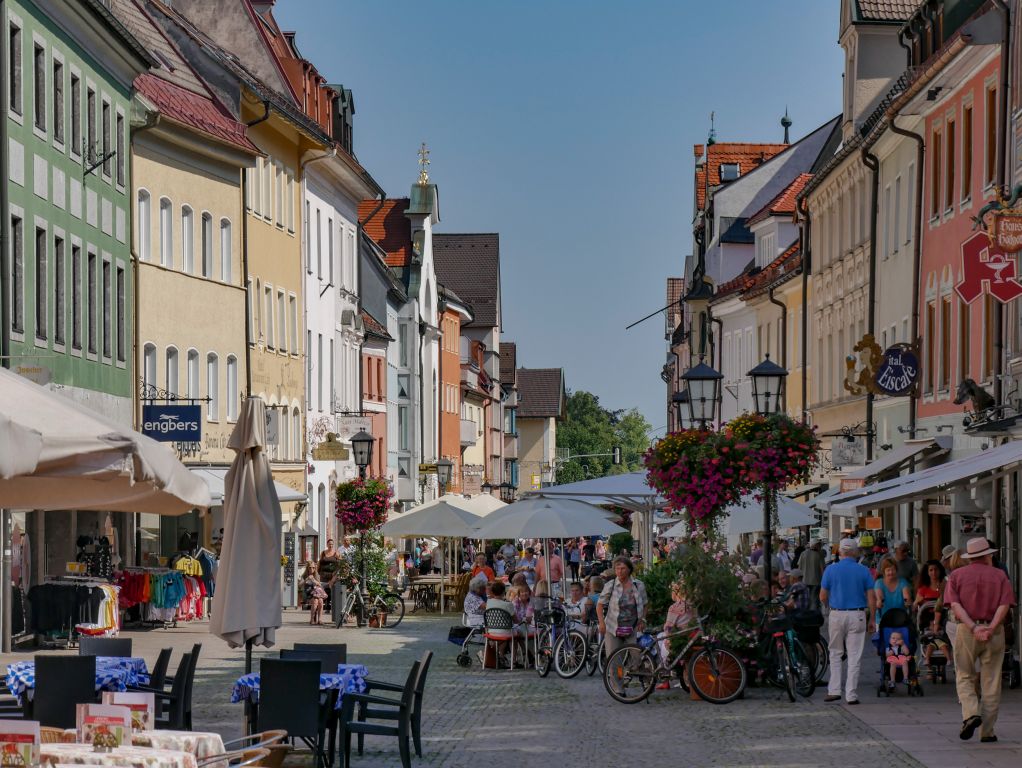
[
  {"xmin": 210, "ymin": 397, "xmax": 282, "ymax": 669},
  {"xmin": 661, "ymin": 494, "xmax": 818, "ymax": 538},
  {"xmin": 474, "ymin": 496, "xmax": 628, "ymax": 597},
  {"xmin": 0, "ymin": 366, "xmax": 210, "ymax": 514},
  {"xmin": 380, "ymin": 500, "xmax": 482, "ymax": 614},
  {"xmin": 460, "ymin": 493, "xmax": 506, "ymax": 517}
]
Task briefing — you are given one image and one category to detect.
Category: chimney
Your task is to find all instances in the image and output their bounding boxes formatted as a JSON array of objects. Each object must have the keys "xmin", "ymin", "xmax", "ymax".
[{"xmin": 693, "ymin": 144, "xmax": 705, "ymax": 160}]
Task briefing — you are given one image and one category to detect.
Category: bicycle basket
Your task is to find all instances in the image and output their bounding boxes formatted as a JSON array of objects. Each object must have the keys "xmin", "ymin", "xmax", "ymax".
[{"xmin": 767, "ymin": 614, "xmax": 793, "ymax": 634}]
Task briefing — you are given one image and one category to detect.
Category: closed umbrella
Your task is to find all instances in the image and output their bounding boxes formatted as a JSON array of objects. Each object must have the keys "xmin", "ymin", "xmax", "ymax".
[
  {"xmin": 0, "ymin": 366, "xmax": 210, "ymax": 514},
  {"xmin": 210, "ymin": 397, "xmax": 282, "ymax": 669}
]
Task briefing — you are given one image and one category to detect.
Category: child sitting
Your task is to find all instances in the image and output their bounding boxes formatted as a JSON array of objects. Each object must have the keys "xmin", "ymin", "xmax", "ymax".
[
  {"xmin": 656, "ymin": 580, "xmax": 694, "ymax": 689},
  {"xmin": 885, "ymin": 631, "xmax": 912, "ymax": 688}
]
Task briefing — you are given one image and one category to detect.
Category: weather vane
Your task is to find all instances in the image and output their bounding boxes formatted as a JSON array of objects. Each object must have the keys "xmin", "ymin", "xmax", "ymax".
[{"xmin": 418, "ymin": 142, "xmax": 430, "ymax": 184}]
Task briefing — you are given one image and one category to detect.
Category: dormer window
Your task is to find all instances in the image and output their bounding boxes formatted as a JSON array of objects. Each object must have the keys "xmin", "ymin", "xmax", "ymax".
[{"xmin": 720, "ymin": 163, "xmax": 740, "ymax": 182}]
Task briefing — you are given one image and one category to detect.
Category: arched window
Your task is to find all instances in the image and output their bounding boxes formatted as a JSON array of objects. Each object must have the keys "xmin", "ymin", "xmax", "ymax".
[
  {"xmin": 226, "ymin": 355, "xmax": 238, "ymax": 421},
  {"xmin": 186, "ymin": 349, "xmax": 199, "ymax": 399},
  {"xmin": 142, "ymin": 342, "xmax": 156, "ymax": 388},
  {"xmin": 317, "ymin": 484, "xmax": 326, "ymax": 529},
  {"xmin": 165, "ymin": 346, "xmax": 178, "ymax": 397},
  {"xmin": 159, "ymin": 197, "xmax": 172, "ymax": 267},
  {"xmin": 201, "ymin": 212, "xmax": 213, "ymax": 278},
  {"xmin": 137, "ymin": 190, "xmax": 151, "ymax": 261},
  {"xmin": 181, "ymin": 206, "xmax": 194, "ymax": 273},
  {"xmin": 206, "ymin": 352, "xmax": 219, "ymax": 421},
  {"xmin": 292, "ymin": 407, "xmax": 301, "ymax": 461},
  {"xmin": 220, "ymin": 219, "xmax": 232, "ymax": 283}
]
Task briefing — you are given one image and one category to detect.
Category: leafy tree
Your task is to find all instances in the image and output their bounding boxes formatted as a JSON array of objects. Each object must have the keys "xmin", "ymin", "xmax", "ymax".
[{"xmin": 554, "ymin": 391, "xmax": 653, "ymax": 484}]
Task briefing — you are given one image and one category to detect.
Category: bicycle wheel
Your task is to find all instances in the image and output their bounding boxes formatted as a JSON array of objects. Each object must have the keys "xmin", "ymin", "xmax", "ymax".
[
  {"xmin": 809, "ymin": 638, "xmax": 829, "ymax": 685},
  {"xmin": 790, "ymin": 637, "xmax": 816, "ymax": 698},
  {"xmin": 354, "ymin": 601, "xmax": 365, "ymax": 628},
  {"xmin": 603, "ymin": 646, "xmax": 657, "ymax": 704},
  {"xmin": 777, "ymin": 638, "xmax": 796, "ymax": 702},
  {"xmin": 378, "ymin": 593, "xmax": 405, "ymax": 628},
  {"xmin": 553, "ymin": 630, "xmax": 587, "ymax": 679},
  {"xmin": 585, "ymin": 636, "xmax": 602, "ymax": 676},
  {"xmin": 689, "ymin": 647, "xmax": 747, "ymax": 705},
  {"xmin": 535, "ymin": 627, "xmax": 553, "ymax": 678}
]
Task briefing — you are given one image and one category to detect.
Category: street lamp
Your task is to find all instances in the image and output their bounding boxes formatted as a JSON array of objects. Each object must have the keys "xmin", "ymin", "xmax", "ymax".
[
  {"xmin": 481, "ymin": 479, "xmax": 493, "ymax": 495},
  {"xmin": 748, "ymin": 354, "xmax": 788, "ymax": 416},
  {"xmin": 747, "ymin": 354, "xmax": 789, "ymax": 589},
  {"xmin": 437, "ymin": 458, "xmax": 453, "ymax": 496},
  {"xmin": 681, "ymin": 358, "xmax": 722, "ymax": 428},
  {"xmin": 671, "ymin": 390, "xmax": 691, "ymax": 430},
  {"xmin": 499, "ymin": 482, "xmax": 516, "ymax": 503},
  {"xmin": 351, "ymin": 430, "xmax": 375, "ymax": 479}
]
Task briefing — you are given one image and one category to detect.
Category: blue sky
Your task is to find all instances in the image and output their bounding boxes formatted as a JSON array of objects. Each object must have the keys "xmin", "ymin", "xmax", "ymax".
[{"xmin": 275, "ymin": 0, "xmax": 844, "ymax": 432}]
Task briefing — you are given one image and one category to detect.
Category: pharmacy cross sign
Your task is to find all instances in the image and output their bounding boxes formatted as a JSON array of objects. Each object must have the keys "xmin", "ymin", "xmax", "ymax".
[{"xmin": 955, "ymin": 231, "xmax": 1022, "ymax": 305}]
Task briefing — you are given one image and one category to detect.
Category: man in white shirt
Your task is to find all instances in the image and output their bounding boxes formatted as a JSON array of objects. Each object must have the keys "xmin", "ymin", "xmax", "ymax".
[{"xmin": 777, "ymin": 540, "xmax": 794, "ymax": 573}]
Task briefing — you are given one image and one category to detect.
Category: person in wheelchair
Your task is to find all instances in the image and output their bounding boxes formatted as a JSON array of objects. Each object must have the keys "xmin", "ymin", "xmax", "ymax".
[{"xmin": 464, "ymin": 576, "xmax": 488, "ymax": 625}]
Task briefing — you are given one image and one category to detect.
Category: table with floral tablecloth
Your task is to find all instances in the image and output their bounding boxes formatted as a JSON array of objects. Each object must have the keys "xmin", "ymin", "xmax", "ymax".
[
  {"xmin": 60, "ymin": 731, "xmax": 224, "ymax": 763},
  {"xmin": 41, "ymin": 743, "xmax": 197, "ymax": 768},
  {"xmin": 231, "ymin": 663, "xmax": 368, "ymax": 709}
]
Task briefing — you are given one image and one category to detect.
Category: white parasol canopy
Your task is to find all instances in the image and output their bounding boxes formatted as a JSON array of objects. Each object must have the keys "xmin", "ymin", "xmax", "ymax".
[
  {"xmin": 661, "ymin": 494, "xmax": 818, "ymax": 538},
  {"xmin": 0, "ymin": 366, "xmax": 210, "ymax": 514},
  {"xmin": 473, "ymin": 496, "xmax": 628, "ymax": 540},
  {"xmin": 210, "ymin": 397, "xmax": 282, "ymax": 652},
  {"xmin": 459, "ymin": 493, "xmax": 506, "ymax": 517},
  {"xmin": 379, "ymin": 500, "xmax": 482, "ymax": 537}
]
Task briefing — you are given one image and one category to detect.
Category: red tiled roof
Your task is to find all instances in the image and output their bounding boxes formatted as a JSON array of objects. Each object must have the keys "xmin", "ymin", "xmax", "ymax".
[
  {"xmin": 856, "ymin": 0, "xmax": 920, "ymax": 22},
  {"xmin": 747, "ymin": 173, "xmax": 813, "ymax": 228},
  {"xmin": 694, "ymin": 142, "xmax": 788, "ymax": 211},
  {"xmin": 360, "ymin": 309, "xmax": 391, "ymax": 340},
  {"xmin": 743, "ymin": 241, "xmax": 803, "ymax": 299},
  {"xmin": 358, "ymin": 199, "xmax": 412, "ymax": 268},
  {"xmin": 711, "ymin": 269, "xmax": 757, "ymax": 302},
  {"xmin": 135, "ymin": 73, "xmax": 257, "ymax": 152}
]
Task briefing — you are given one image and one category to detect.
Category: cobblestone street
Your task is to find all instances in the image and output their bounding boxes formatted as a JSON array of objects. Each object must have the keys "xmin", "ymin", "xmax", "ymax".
[{"xmin": 3, "ymin": 610, "xmax": 938, "ymax": 768}]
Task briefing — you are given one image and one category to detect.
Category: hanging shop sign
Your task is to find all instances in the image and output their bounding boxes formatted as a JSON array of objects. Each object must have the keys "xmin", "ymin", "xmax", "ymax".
[
  {"xmin": 844, "ymin": 334, "xmax": 883, "ymax": 397},
  {"xmin": 873, "ymin": 344, "xmax": 920, "ymax": 397},
  {"xmin": 955, "ymin": 231, "xmax": 1022, "ymax": 304},
  {"xmin": 832, "ymin": 437, "xmax": 865, "ymax": 470},
  {"xmin": 141, "ymin": 404, "xmax": 201, "ymax": 442},
  {"xmin": 336, "ymin": 416, "xmax": 372, "ymax": 442},
  {"xmin": 311, "ymin": 433, "xmax": 349, "ymax": 461}
]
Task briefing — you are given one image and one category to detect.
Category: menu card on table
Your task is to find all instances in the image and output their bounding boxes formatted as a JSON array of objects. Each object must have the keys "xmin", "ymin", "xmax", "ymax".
[
  {"xmin": 76, "ymin": 704, "xmax": 131, "ymax": 748},
  {"xmin": 0, "ymin": 720, "xmax": 39, "ymax": 768},
  {"xmin": 101, "ymin": 692, "xmax": 155, "ymax": 732}
]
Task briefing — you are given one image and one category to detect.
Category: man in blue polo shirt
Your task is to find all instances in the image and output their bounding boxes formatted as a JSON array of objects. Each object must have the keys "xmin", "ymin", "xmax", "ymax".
[{"xmin": 820, "ymin": 538, "xmax": 876, "ymax": 704}]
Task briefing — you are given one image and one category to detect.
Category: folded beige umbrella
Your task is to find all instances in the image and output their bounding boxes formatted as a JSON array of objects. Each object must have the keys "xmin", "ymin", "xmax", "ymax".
[
  {"xmin": 0, "ymin": 366, "xmax": 210, "ymax": 514},
  {"xmin": 210, "ymin": 397, "xmax": 282, "ymax": 658}
]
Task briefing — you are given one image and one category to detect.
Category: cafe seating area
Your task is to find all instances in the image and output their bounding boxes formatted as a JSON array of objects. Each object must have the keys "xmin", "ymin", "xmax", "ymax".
[{"xmin": 0, "ymin": 639, "xmax": 434, "ymax": 768}]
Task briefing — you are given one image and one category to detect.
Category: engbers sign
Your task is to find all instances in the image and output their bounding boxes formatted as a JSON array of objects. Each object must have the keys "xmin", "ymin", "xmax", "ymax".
[{"xmin": 142, "ymin": 405, "xmax": 201, "ymax": 442}]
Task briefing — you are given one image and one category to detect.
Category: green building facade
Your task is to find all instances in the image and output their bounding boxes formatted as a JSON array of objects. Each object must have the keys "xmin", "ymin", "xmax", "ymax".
[{"xmin": 4, "ymin": 0, "xmax": 150, "ymax": 422}]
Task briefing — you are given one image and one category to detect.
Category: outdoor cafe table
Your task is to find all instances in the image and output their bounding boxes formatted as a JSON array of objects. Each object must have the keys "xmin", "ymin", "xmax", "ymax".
[
  {"xmin": 59, "ymin": 731, "xmax": 226, "ymax": 763},
  {"xmin": 231, "ymin": 663, "xmax": 368, "ymax": 710},
  {"xmin": 41, "ymin": 743, "xmax": 197, "ymax": 768},
  {"xmin": 6, "ymin": 657, "xmax": 151, "ymax": 701},
  {"xmin": 408, "ymin": 575, "xmax": 452, "ymax": 612}
]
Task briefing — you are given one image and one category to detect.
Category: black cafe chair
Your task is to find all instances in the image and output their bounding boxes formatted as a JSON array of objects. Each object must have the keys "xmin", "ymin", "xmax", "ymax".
[
  {"xmin": 293, "ymin": 643, "xmax": 348, "ymax": 666},
  {"xmin": 258, "ymin": 659, "xmax": 328, "ymax": 768},
  {"xmin": 357, "ymin": 651, "xmax": 433, "ymax": 758},
  {"xmin": 341, "ymin": 660, "xmax": 418, "ymax": 768},
  {"xmin": 34, "ymin": 656, "xmax": 96, "ymax": 728},
  {"xmin": 79, "ymin": 637, "xmax": 132, "ymax": 657}
]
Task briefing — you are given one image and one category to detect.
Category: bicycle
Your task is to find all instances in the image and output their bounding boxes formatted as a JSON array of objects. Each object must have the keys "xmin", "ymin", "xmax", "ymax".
[
  {"xmin": 532, "ymin": 598, "xmax": 586, "ymax": 678},
  {"xmin": 582, "ymin": 623, "xmax": 605, "ymax": 677},
  {"xmin": 333, "ymin": 581, "xmax": 405, "ymax": 629},
  {"xmin": 602, "ymin": 615, "xmax": 747, "ymax": 705},
  {"xmin": 754, "ymin": 593, "xmax": 816, "ymax": 701}
]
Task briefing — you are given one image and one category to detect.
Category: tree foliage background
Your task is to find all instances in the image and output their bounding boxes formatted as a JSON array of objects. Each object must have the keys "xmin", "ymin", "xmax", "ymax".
[{"xmin": 554, "ymin": 390, "xmax": 653, "ymax": 485}]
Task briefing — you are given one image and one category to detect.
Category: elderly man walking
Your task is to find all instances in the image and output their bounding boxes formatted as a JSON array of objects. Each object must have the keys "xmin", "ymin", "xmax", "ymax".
[
  {"xmin": 945, "ymin": 537, "xmax": 1017, "ymax": 742},
  {"xmin": 820, "ymin": 538, "xmax": 876, "ymax": 704},
  {"xmin": 799, "ymin": 540, "xmax": 825, "ymax": 611}
]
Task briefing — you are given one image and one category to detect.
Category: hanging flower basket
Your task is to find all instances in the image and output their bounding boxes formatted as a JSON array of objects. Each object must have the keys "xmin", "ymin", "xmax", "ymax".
[
  {"xmin": 644, "ymin": 413, "xmax": 818, "ymax": 529},
  {"xmin": 336, "ymin": 477, "xmax": 392, "ymax": 533}
]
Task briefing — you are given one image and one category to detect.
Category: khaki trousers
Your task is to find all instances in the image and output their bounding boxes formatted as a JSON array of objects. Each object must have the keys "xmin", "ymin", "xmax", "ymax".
[{"xmin": 953, "ymin": 625, "xmax": 1005, "ymax": 737}]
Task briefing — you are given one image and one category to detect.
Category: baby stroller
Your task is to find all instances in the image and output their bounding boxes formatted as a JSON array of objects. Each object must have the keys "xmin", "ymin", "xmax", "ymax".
[
  {"xmin": 451, "ymin": 610, "xmax": 485, "ymax": 668},
  {"xmin": 917, "ymin": 600, "xmax": 948, "ymax": 683},
  {"xmin": 875, "ymin": 608, "xmax": 923, "ymax": 697}
]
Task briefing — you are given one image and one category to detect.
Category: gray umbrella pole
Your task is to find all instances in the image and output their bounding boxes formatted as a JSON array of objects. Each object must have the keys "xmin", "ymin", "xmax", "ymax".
[
  {"xmin": 440, "ymin": 538, "xmax": 446, "ymax": 616},
  {"xmin": 245, "ymin": 638, "xmax": 253, "ymax": 675}
]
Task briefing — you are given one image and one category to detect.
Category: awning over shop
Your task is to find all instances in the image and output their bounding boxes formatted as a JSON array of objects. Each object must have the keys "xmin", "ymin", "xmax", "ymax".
[
  {"xmin": 808, "ymin": 487, "xmax": 840, "ymax": 510},
  {"xmin": 836, "ymin": 437, "xmax": 952, "ymax": 492},
  {"xmin": 190, "ymin": 467, "xmax": 307, "ymax": 504},
  {"xmin": 826, "ymin": 441, "xmax": 1022, "ymax": 516}
]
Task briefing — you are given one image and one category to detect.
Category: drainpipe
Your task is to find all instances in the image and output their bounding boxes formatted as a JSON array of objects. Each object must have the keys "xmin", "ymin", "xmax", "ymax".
[
  {"xmin": 243, "ymin": 101, "xmax": 270, "ymax": 397},
  {"xmin": 887, "ymin": 118, "xmax": 924, "ymax": 444},
  {"xmin": 797, "ymin": 195, "xmax": 812, "ymax": 424},
  {"xmin": 768, "ymin": 286, "xmax": 787, "ymax": 411},
  {"xmin": 710, "ymin": 313, "xmax": 723, "ymax": 427},
  {"xmin": 898, "ymin": 27, "xmax": 914, "ymax": 69},
  {"xmin": 862, "ymin": 147, "xmax": 881, "ymax": 462}
]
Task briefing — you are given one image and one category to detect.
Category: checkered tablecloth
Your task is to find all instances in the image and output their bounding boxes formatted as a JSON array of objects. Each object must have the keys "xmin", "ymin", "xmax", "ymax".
[
  {"xmin": 5, "ymin": 661, "xmax": 132, "ymax": 701},
  {"xmin": 41, "ymin": 742, "xmax": 197, "ymax": 768},
  {"xmin": 96, "ymin": 656, "xmax": 150, "ymax": 687},
  {"xmin": 231, "ymin": 663, "xmax": 368, "ymax": 709}
]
